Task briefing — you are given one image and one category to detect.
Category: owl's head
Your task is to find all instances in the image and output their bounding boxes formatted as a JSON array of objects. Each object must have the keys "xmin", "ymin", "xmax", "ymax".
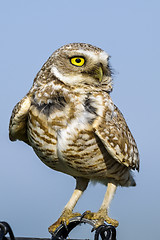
[{"xmin": 40, "ymin": 43, "xmax": 113, "ymax": 92}]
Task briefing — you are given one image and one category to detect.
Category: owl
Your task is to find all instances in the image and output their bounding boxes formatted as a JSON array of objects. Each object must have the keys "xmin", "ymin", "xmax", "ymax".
[{"xmin": 9, "ymin": 43, "xmax": 139, "ymax": 233}]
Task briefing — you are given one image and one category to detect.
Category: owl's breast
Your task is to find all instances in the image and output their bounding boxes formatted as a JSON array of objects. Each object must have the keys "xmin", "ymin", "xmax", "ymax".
[
  {"xmin": 27, "ymin": 89, "xmax": 100, "ymax": 172},
  {"xmin": 55, "ymin": 97, "xmax": 107, "ymax": 177},
  {"xmin": 56, "ymin": 118, "xmax": 101, "ymax": 177}
]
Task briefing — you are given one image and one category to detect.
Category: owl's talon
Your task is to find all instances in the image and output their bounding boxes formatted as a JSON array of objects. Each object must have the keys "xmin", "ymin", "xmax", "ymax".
[
  {"xmin": 48, "ymin": 210, "xmax": 81, "ymax": 234},
  {"xmin": 83, "ymin": 210, "xmax": 119, "ymax": 228}
]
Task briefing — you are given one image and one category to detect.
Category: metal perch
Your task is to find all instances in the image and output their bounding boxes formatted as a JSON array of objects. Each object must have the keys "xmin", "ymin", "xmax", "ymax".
[{"xmin": 0, "ymin": 219, "xmax": 116, "ymax": 240}]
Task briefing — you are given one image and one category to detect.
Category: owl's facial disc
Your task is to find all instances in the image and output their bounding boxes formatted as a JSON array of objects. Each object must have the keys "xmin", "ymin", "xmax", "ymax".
[
  {"xmin": 70, "ymin": 56, "xmax": 103, "ymax": 82},
  {"xmin": 50, "ymin": 46, "xmax": 112, "ymax": 90}
]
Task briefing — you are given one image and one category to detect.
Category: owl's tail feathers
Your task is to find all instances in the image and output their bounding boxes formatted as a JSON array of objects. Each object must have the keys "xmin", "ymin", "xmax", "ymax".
[
  {"xmin": 128, "ymin": 173, "xmax": 136, "ymax": 187},
  {"xmin": 119, "ymin": 172, "xmax": 136, "ymax": 187}
]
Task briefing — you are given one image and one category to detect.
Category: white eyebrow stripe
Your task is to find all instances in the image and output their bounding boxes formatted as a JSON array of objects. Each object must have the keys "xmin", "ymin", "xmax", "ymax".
[{"xmin": 64, "ymin": 49, "xmax": 109, "ymax": 62}]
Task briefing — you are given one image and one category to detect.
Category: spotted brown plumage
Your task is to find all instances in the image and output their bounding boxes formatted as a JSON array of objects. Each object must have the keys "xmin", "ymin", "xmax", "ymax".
[{"xmin": 9, "ymin": 43, "xmax": 139, "ymax": 232}]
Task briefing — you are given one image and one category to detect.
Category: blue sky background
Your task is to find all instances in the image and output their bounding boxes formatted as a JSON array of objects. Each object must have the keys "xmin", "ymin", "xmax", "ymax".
[{"xmin": 1, "ymin": 1, "xmax": 160, "ymax": 239}]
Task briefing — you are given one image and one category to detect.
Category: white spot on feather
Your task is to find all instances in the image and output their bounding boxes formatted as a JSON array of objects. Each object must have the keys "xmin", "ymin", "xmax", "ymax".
[
  {"xmin": 113, "ymin": 136, "xmax": 118, "ymax": 141},
  {"xmin": 124, "ymin": 143, "xmax": 128, "ymax": 153},
  {"xmin": 115, "ymin": 144, "xmax": 121, "ymax": 155}
]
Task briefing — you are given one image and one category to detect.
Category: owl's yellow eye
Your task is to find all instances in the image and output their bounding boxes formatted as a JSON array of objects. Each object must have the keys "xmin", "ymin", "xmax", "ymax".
[{"xmin": 70, "ymin": 57, "xmax": 85, "ymax": 67}]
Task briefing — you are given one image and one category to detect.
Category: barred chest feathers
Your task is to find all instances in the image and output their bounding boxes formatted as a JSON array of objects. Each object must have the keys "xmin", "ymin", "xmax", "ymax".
[{"xmin": 27, "ymin": 84, "xmax": 108, "ymax": 177}]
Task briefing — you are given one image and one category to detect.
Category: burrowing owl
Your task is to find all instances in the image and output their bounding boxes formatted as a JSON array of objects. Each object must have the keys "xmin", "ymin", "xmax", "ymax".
[{"xmin": 9, "ymin": 43, "xmax": 139, "ymax": 233}]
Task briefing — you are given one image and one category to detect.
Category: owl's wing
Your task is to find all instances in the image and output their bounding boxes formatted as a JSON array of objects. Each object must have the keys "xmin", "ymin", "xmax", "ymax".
[
  {"xmin": 9, "ymin": 94, "xmax": 31, "ymax": 145},
  {"xmin": 93, "ymin": 103, "xmax": 139, "ymax": 171}
]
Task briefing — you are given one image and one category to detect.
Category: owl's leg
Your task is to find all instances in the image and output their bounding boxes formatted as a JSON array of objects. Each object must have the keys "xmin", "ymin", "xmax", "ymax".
[
  {"xmin": 48, "ymin": 177, "xmax": 89, "ymax": 233},
  {"xmin": 84, "ymin": 182, "xmax": 119, "ymax": 228}
]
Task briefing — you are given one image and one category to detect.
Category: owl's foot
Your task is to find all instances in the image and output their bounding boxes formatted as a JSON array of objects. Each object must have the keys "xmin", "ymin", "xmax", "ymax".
[
  {"xmin": 83, "ymin": 210, "xmax": 119, "ymax": 228},
  {"xmin": 48, "ymin": 210, "xmax": 81, "ymax": 234}
]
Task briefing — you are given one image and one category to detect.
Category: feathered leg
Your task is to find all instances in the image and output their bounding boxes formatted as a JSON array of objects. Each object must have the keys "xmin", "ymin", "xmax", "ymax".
[{"xmin": 85, "ymin": 182, "xmax": 119, "ymax": 228}]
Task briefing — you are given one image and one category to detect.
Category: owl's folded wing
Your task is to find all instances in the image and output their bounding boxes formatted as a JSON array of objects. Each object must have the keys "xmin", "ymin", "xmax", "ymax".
[
  {"xmin": 93, "ymin": 105, "xmax": 139, "ymax": 171},
  {"xmin": 9, "ymin": 94, "xmax": 31, "ymax": 145}
]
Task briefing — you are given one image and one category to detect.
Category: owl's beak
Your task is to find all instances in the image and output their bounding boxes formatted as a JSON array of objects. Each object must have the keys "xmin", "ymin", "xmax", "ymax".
[{"xmin": 94, "ymin": 65, "xmax": 103, "ymax": 82}]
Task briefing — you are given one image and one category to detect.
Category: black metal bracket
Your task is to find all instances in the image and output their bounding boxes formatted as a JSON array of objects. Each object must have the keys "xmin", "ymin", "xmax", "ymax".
[
  {"xmin": 51, "ymin": 216, "xmax": 116, "ymax": 240},
  {"xmin": 0, "ymin": 222, "xmax": 15, "ymax": 240}
]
